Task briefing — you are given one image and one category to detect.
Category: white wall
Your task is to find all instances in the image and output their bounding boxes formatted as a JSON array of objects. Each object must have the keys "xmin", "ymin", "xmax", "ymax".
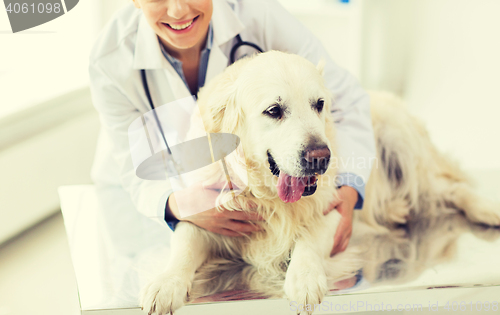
[
  {"xmin": 405, "ymin": 0, "xmax": 500, "ymax": 170},
  {"xmin": 0, "ymin": 0, "xmax": 127, "ymax": 244},
  {"xmin": 279, "ymin": 0, "xmax": 364, "ymax": 79},
  {"xmin": 362, "ymin": 0, "xmax": 500, "ymax": 170},
  {"xmin": 97, "ymin": 0, "xmax": 130, "ymax": 30},
  {"xmin": 361, "ymin": 0, "xmax": 416, "ymax": 94},
  {"xmin": 0, "ymin": 0, "xmax": 96, "ymax": 118},
  {"xmin": 0, "ymin": 90, "xmax": 99, "ymax": 244}
]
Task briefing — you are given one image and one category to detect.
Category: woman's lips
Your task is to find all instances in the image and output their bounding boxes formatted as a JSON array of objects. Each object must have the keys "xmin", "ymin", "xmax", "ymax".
[{"xmin": 163, "ymin": 16, "xmax": 199, "ymax": 33}]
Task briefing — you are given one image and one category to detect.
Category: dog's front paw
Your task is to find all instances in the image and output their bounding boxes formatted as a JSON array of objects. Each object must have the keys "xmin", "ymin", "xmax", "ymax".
[
  {"xmin": 466, "ymin": 199, "xmax": 500, "ymax": 227},
  {"xmin": 140, "ymin": 274, "xmax": 191, "ymax": 315},
  {"xmin": 284, "ymin": 262, "xmax": 328, "ymax": 315}
]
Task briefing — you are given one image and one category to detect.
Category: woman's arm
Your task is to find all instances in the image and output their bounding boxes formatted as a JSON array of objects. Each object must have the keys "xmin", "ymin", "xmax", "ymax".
[
  {"xmin": 89, "ymin": 61, "xmax": 175, "ymax": 226},
  {"xmin": 90, "ymin": 59, "xmax": 264, "ymax": 235}
]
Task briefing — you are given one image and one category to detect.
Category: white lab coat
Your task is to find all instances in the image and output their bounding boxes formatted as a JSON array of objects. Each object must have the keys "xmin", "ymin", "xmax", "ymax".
[{"xmin": 89, "ymin": 0, "xmax": 376, "ymax": 228}]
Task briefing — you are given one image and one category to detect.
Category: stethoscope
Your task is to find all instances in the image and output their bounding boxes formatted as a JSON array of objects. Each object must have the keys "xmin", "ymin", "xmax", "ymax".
[
  {"xmin": 138, "ymin": 35, "xmax": 263, "ymax": 179},
  {"xmin": 141, "ymin": 34, "xmax": 263, "ymax": 111},
  {"xmin": 229, "ymin": 34, "xmax": 264, "ymax": 64}
]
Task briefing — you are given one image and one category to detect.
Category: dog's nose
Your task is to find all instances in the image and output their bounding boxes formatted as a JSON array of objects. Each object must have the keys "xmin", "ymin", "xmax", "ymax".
[{"xmin": 303, "ymin": 146, "xmax": 331, "ymax": 174}]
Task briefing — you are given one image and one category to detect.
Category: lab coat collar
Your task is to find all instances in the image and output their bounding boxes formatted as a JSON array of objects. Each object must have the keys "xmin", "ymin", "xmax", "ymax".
[
  {"xmin": 205, "ymin": 0, "xmax": 245, "ymax": 82},
  {"xmin": 133, "ymin": 16, "xmax": 170, "ymax": 70},
  {"xmin": 212, "ymin": 0, "xmax": 245, "ymax": 47},
  {"xmin": 132, "ymin": 0, "xmax": 245, "ymax": 71}
]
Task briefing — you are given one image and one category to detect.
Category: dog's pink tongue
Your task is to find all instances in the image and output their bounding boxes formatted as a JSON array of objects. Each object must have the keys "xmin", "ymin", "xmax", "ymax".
[{"xmin": 277, "ymin": 172, "xmax": 306, "ymax": 203}]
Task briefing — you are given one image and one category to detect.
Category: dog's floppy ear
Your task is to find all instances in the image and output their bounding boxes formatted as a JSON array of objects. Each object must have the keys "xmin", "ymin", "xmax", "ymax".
[
  {"xmin": 316, "ymin": 58, "xmax": 326, "ymax": 77},
  {"xmin": 198, "ymin": 61, "xmax": 248, "ymax": 134},
  {"xmin": 208, "ymin": 84, "xmax": 241, "ymax": 134}
]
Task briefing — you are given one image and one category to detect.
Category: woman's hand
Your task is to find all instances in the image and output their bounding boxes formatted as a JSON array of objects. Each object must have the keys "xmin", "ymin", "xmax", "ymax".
[
  {"xmin": 323, "ymin": 186, "xmax": 357, "ymax": 256},
  {"xmin": 166, "ymin": 183, "xmax": 264, "ymax": 237}
]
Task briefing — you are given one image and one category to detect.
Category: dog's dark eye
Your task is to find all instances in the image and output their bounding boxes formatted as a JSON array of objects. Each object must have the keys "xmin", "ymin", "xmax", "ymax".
[
  {"xmin": 315, "ymin": 99, "xmax": 325, "ymax": 113},
  {"xmin": 264, "ymin": 105, "xmax": 282, "ymax": 119}
]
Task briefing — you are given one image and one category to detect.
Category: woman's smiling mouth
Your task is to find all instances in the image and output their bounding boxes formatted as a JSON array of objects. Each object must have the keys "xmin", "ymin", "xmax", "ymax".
[{"xmin": 163, "ymin": 16, "xmax": 199, "ymax": 31}]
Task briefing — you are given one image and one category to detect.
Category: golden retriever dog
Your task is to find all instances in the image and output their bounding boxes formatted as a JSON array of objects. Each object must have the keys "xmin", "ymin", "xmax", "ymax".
[{"xmin": 140, "ymin": 51, "xmax": 500, "ymax": 315}]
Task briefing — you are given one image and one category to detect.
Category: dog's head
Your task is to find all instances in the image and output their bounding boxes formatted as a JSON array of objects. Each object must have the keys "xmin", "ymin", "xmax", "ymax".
[{"xmin": 198, "ymin": 51, "xmax": 336, "ymax": 203}]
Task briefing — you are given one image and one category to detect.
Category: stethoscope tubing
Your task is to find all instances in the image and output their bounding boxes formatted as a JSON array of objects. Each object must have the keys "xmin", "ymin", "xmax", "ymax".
[
  {"xmin": 141, "ymin": 68, "xmax": 172, "ymax": 155},
  {"xmin": 229, "ymin": 34, "xmax": 264, "ymax": 64}
]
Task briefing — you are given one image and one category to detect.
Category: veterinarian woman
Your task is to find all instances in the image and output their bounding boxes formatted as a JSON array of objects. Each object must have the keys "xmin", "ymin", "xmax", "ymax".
[{"xmin": 89, "ymin": 0, "xmax": 376, "ymax": 256}]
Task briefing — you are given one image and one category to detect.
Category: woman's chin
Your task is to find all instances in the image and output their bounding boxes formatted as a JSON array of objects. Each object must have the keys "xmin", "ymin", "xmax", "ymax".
[{"xmin": 159, "ymin": 34, "xmax": 204, "ymax": 52}]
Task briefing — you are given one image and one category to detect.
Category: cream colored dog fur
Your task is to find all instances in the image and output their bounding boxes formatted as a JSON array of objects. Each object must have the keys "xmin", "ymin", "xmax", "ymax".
[{"xmin": 140, "ymin": 51, "xmax": 500, "ymax": 315}]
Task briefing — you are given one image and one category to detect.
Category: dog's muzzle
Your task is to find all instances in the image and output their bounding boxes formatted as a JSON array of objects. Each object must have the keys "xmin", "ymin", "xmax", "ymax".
[{"xmin": 267, "ymin": 151, "xmax": 320, "ymax": 200}]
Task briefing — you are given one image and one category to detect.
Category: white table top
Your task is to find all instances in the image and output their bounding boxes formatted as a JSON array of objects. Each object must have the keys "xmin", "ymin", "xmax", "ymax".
[{"xmin": 59, "ymin": 173, "xmax": 500, "ymax": 315}]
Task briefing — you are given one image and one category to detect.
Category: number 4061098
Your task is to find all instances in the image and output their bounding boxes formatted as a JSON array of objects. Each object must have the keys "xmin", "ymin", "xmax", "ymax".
[
  {"xmin": 444, "ymin": 301, "xmax": 498, "ymax": 311},
  {"xmin": 5, "ymin": 3, "xmax": 62, "ymax": 14}
]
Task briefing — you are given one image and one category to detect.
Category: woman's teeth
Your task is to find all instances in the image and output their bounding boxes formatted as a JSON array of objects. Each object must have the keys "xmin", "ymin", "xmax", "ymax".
[{"xmin": 168, "ymin": 19, "xmax": 194, "ymax": 30}]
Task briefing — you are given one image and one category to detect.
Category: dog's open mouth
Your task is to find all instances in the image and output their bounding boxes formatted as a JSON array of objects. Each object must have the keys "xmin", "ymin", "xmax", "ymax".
[{"xmin": 268, "ymin": 152, "xmax": 318, "ymax": 203}]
